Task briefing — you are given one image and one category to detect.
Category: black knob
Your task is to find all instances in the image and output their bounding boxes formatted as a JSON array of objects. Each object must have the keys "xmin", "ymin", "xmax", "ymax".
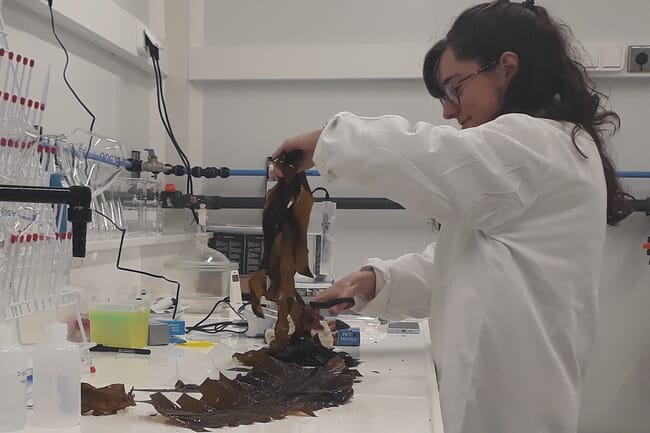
[
  {"xmin": 636, "ymin": 52, "xmax": 649, "ymax": 67},
  {"xmin": 202, "ymin": 167, "xmax": 219, "ymax": 178},
  {"xmin": 170, "ymin": 165, "xmax": 186, "ymax": 176},
  {"xmin": 191, "ymin": 166, "xmax": 203, "ymax": 178}
]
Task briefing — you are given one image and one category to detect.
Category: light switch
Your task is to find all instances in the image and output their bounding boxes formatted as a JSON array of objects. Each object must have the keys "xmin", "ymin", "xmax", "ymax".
[{"xmin": 600, "ymin": 44, "xmax": 623, "ymax": 69}]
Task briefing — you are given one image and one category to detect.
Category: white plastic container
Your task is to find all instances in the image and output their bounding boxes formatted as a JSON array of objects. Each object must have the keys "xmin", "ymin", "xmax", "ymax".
[
  {"xmin": 32, "ymin": 323, "xmax": 81, "ymax": 428},
  {"xmin": 0, "ymin": 324, "xmax": 27, "ymax": 432}
]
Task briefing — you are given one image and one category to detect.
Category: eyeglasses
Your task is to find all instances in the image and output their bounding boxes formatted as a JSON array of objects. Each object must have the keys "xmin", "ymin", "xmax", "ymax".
[{"xmin": 440, "ymin": 60, "xmax": 498, "ymax": 107}]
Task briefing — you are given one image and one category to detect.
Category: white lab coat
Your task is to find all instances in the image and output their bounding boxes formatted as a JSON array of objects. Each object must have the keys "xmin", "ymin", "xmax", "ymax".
[{"xmin": 313, "ymin": 112, "xmax": 606, "ymax": 433}]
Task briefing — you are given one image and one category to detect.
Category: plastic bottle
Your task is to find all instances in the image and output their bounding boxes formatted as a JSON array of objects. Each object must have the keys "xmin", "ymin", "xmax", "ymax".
[
  {"xmin": 0, "ymin": 323, "xmax": 27, "ymax": 432},
  {"xmin": 32, "ymin": 323, "xmax": 81, "ymax": 428}
]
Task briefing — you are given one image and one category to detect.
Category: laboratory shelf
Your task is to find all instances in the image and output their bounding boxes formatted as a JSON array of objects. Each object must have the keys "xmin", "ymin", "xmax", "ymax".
[{"xmin": 85, "ymin": 233, "xmax": 195, "ymax": 253}]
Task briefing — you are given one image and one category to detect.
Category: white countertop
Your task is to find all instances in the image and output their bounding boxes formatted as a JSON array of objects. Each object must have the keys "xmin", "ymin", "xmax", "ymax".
[{"xmin": 20, "ymin": 315, "xmax": 443, "ymax": 433}]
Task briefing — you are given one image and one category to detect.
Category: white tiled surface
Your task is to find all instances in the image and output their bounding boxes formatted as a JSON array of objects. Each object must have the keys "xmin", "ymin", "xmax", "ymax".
[{"xmin": 20, "ymin": 316, "xmax": 443, "ymax": 433}]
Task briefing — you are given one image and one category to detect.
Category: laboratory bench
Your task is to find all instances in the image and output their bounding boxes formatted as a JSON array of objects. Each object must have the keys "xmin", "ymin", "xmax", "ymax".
[{"xmin": 21, "ymin": 314, "xmax": 443, "ymax": 433}]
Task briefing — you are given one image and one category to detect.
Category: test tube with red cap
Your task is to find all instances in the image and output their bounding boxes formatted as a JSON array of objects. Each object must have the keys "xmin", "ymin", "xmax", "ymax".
[
  {"xmin": 24, "ymin": 59, "xmax": 35, "ymax": 103},
  {"xmin": 3, "ymin": 234, "xmax": 20, "ymax": 305},
  {"xmin": 1, "ymin": 92, "xmax": 9, "ymax": 121},
  {"xmin": 0, "ymin": 48, "xmax": 6, "ymax": 94},
  {"xmin": 12, "ymin": 233, "xmax": 31, "ymax": 311},
  {"xmin": 37, "ymin": 102, "xmax": 45, "ymax": 127},
  {"xmin": 17, "ymin": 56, "xmax": 29, "ymax": 100},
  {"xmin": 21, "ymin": 232, "xmax": 39, "ymax": 301},
  {"xmin": 9, "ymin": 94, "xmax": 17, "ymax": 121},
  {"xmin": 2, "ymin": 51, "xmax": 14, "ymax": 95},
  {"xmin": 9, "ymin": 54, "xmax": 22, "ymax": 98},
  {"xmin": 31, "ymin": 101, "xmax": 40, "ymax": 125}
]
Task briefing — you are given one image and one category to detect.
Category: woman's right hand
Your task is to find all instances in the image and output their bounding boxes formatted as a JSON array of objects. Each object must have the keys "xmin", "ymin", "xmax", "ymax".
[
  {"xmin": 312, "ymin": 268, "xmax": 377, "ymax": 316},
  {"xmin": 271, "ymin": 128, "xmax": 323, "ymax": 178}
]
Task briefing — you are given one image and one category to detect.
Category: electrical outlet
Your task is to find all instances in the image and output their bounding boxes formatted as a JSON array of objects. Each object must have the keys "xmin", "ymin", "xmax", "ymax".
[
  {"xmin": 136, "ymin": 25, "xmax": 162, "ymax": 58},
  {"xmin": 627, "ymin": 46, "xmax": 650, "ymax": 73}
]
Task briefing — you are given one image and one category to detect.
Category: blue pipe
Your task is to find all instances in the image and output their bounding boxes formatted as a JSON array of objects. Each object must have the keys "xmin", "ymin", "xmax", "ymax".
[
  {"xmin": 41, "ymin": 141, "xmax": 133, "ymax": 169},
  {"xmin": 228, "ymin": 169, "xmax": 320, "ymax": 177},
  {"xmin": 231, "ymin": 170, "xmax": 649, "ymax": 178},
  {"xmin": 38, "ymin": 140, "xmax": 650, "ymax": 179},
  {"xmin": 616, "ymin": 171, "xmax": 650, "ymax": 179}
]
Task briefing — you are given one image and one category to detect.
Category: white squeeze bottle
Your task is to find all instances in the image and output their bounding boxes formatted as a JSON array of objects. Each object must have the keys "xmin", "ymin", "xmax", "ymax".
[
  {"xmin": 32, "ymin": 323, "xmax": 81, "ymax": 428},
  {"xmin": 0, "ymin": 323, "xmax": 27, "ymax": 432}
]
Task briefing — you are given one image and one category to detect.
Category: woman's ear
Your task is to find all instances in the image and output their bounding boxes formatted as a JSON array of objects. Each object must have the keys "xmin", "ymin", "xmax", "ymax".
[{"xmin": 500, "ymin": 51, "xmax": 520, "ymax": 85}]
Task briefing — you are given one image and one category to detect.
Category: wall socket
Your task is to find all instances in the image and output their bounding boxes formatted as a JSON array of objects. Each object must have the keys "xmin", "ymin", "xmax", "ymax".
[{"xmin": 628, "ymin": 46, "xmax": 650, "ymax": 73}]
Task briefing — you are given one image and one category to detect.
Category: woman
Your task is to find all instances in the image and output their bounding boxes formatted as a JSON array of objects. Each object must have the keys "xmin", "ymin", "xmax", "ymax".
[{"xmin": 273, "ymin": 1, "xmax": 630, "ymax": 432}]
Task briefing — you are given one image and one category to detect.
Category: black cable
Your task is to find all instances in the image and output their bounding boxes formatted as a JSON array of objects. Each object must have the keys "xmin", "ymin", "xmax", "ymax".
[
  {"xmin": 145, "ymin": 42, "xmax": 191, "ymax": 187},
  {"xmin": 153, "ymin": 58, "xmax": 194, "ymax": 199},
  {"xmin": 311, "ymin": 187, "xmax": 331, "ymax": 200},
  {"xmin": 187, "ymin": 298, "xmax": 228, "ymax": 331},
  {"xmin": 153, "ymin": 59, "xmax": 194, "ymax": 204},
  {"xmin": 186, "ymin": 297, "xmax": 249, "ymax": 335},
  {"xmin": 152, "ymin": 59, "xmax": 198, "ymax": 225},
  {"xmin": 151, "ymin": 58, "xmax": 193, "ymax": 203},
  {"xmin": 153, "ymin": 59, "xmax": 190, "ymax": 172},
  {"xmin": 151, "ymin": 58, "xmax": 190, "ymax": 172},
  {"xmin": 146, "ymin": 39, "xmax": 198, "ymax": 224},
  {"xmin": 190, "ymin": 322, "xmax": 248, "ymax": 335},
  {"xmin": 48, "ymin": 1, "xmax": 96, "ymax": 177},
  {"xmin": 94, "ymin": 209, "xmax": 182, "ymax": 320}
]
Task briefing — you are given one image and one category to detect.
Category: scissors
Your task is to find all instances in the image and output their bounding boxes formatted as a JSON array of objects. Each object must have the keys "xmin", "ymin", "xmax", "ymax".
[{"xmin": 308, "ymin": 297, "xmax": 355, "ymax": 310}]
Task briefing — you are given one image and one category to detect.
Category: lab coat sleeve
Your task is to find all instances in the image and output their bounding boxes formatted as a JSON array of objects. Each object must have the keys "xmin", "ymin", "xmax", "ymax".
[
  {"xmin": 353, "ymin": 243, "xmax": 436, "ymax": 321},
  {"xmin": 313, "ymin": 112, "xmax": 553, "ymax": 231}
]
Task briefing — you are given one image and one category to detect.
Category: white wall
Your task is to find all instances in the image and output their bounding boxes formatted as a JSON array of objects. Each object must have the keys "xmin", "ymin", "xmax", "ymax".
[
  {"xmin": 3, "ymin": 0, "xmax": 157, "ymax": 151},
  {"xmin": 203, "ymin": 0, "xmax": 438, "ymax": 46},
  {"xmin": 111, "ymin": 0, "xmax": 150, "ymax": 26},
  {"xmin": 182, "ymin": 1, "xmax": 650, "ymax": 432}
]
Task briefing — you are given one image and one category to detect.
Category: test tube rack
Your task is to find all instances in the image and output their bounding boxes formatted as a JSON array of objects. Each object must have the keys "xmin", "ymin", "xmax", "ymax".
[{"xmin": 0, "ymin": 4, "xmax": 86, "ymax": 344}]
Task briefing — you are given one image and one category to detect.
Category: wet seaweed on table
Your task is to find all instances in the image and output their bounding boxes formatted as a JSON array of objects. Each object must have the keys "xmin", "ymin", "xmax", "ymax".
[
  {"xmin": 234, "ymin": 334, "xmax": 360, "ymax": 368},
  {"xmin": 81, "ymin": 383, "xmax": 136, "ymax": 416},
  {"xmin": 148, "ymin": 353, "xmax": 359, "ymax": 430}
]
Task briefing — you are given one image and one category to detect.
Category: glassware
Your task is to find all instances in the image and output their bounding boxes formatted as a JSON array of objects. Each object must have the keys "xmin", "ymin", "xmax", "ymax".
[
  {"xmin": 57, "ymin": 129, "xmax": 126, "ymax": 197},
  {"xmin": 113, "ymin": 177, "xmax": 162, "ymax": 236}
]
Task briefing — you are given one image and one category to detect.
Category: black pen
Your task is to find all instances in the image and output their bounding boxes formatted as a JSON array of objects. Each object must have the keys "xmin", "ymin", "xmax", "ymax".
[{"xmin": 89, "ymin": 344, "xmax": 151, "ymax": 355}]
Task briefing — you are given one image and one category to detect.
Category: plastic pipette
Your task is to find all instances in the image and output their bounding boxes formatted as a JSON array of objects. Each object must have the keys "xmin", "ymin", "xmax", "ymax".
[
  {"xmin": 23, "ymin": 59, "xmax": 34, "ymax": 108},
  {"xmin": 16, "ymin": 56, "xmax": 28, "ymax": 101}
]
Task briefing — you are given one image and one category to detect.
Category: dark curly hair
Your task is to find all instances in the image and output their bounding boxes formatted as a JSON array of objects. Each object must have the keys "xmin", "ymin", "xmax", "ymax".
[{"xmin": 423, "ymin": 0, "xmax": 631, "ymax": 225}]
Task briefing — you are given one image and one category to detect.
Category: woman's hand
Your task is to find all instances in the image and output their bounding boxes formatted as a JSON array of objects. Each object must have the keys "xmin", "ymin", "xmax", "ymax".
[
  {"xmin": 312, "ymin": 269, "xmax": 377, "ymax": 316},
  {"xmin": 272, "ymin": 128, "xmax": 323, "ymax": 178}
]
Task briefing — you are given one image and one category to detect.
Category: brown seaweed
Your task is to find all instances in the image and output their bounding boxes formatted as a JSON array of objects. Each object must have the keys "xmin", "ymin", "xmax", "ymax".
[
  {"xmin": 149, "ymin": 353, "xmax": 358, "ymax": 430},
  {"xmin": 81, "ymin": 383, "xmax": 136, "ymax": 416},
  {"xmin": 234, "ymin": 334, "xmax": 360, "ymax": 368},
  {"xmin": 133, "ymin": 380, "xmax": 202, "ymax": 394},
  {"xmin": 248, "ymin": 151, "xmax": 322, "ymax": 349}
]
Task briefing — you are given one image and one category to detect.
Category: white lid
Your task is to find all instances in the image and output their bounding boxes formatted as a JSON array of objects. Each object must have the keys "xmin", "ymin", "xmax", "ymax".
[
  {"xmin": 0, "ymin": 323, "xmax": 16, "ymax": 344},
  {"xmin": 198, "ymin": 204, "xmax": 208, "ymax": 226},
  {"xmin": 46, "ymin": 323, "xmax": 68, "ymax": 341}
]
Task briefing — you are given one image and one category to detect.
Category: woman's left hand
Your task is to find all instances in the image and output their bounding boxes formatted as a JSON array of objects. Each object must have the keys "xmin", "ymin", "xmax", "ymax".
[{"xmin": 272, "ymin": 128, "xmax": 323, "ymax": 178}]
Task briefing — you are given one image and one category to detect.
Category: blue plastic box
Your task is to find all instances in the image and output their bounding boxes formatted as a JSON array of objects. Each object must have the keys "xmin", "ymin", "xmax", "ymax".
[
  {"xmin": 334, "ymin": 327, "xmax": 360, "ymax": 346},
  {"xmin": 158, "ymin": 319, "xmax": 186, "ymax": 336}
]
